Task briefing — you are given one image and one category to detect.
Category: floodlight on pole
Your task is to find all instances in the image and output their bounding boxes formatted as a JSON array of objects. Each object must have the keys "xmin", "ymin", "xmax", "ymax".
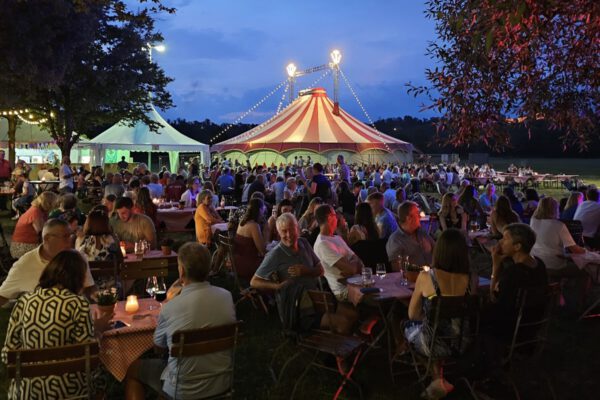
[
  {"xmin": 330, "ymin": 49, "xmax": 342, "ymax": 65},
  {"xmin": 287, "ymin": 63, "xmax": 297, "ymax": 104}
]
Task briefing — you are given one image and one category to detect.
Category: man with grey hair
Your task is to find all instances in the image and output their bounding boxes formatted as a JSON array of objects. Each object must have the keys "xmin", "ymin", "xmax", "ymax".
[
  {"xmin": 126, "ymin": 242, "xmax": 236, "ymax": 399},
  {"xmin": 0, "ymin": 219, "xmax": 95, "ymax": 307},
  {"xmin": 251, "ymin": 213, "xmax": 356, "ymax": 334}
]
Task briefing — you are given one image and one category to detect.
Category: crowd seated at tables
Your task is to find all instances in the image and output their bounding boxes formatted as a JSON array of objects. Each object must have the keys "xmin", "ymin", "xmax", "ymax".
[{"xmin": 0, "ymin": 154, "xmax": 599, "ymax": 399}]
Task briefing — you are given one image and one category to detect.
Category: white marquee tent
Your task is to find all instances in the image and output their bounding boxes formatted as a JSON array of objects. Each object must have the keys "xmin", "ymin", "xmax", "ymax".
[{"xmin": 75, "ymin": 105, "xmax": 209, "ymax": 172}]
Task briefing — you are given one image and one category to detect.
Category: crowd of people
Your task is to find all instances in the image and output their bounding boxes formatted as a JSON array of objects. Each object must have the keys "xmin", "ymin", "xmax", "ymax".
[{"xmin": 0, "ymin": 151, "xmax": 598, "ymax": 399}]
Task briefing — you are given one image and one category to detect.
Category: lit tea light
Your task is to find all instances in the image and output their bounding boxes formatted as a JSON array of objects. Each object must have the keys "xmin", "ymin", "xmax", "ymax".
[
  {"xmin": 420, "ymin": 211, "xmax": 426, "ymax": 218},
  {"xmin": 120, "ymin": 242, "xmax": 127, "ymax": 257},
  {"xmin": 125, "ymin": 295, "xmax": 139, "ymax": 313},
  {"xmin": 422, "ymin": 265, "xmax": 431, "ymax": 272}
]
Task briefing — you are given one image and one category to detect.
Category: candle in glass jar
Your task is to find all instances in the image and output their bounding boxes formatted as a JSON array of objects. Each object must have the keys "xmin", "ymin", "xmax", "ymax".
[{"xmin": 125, "ymin": 295, "xmax": 139, "ymax": 313}]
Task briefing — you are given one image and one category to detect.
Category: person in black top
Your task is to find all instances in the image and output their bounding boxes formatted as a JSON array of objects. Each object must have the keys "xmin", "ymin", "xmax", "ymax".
[
  {"xmin": 309, "ymin": 163, "xmax": 332, "ymax": 203},
  {"xmin": 117, "ymin": 156, "xmax": 128, "ymax": 171},
  {"xmin": 483, "ymin": 223, "xmax": 548, "ymax": 373}
]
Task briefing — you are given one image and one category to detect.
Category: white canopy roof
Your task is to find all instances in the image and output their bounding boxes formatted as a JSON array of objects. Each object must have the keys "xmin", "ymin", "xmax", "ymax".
[{"xmin": 81, "ymin": 105, "xmax": 208, "ymax": 153}]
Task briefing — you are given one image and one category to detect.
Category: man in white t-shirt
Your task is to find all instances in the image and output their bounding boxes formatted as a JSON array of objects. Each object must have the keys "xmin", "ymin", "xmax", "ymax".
[
  {"xmin": 313, "ymin": 204, "xmax": 364, "ymax": 301},
  {"xmin": 0, "ymin": 219, "xmax": 95, "ymax": 307},
  {"xmin": 573, "ymin": 188, "xmax": 600, "ymax": 247}
]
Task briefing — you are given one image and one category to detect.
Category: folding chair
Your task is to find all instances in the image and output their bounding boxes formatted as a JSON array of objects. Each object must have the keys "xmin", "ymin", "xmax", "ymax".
[
  {"xmin": 166, "ymin": 322, "xmax": 242, "ymax": 400},
  {"xmin": 5, "ymin": 340, "xmax": 100, "ymax": 400},
  {"xmin": 284, "ymin": 290, "xmax": 365, "ymax": 400},
  {"xmin": 502, "ymin": 284, "xmax": 561, "ymax": 399},
  {"xmin": 218, "ymin": 234, "xmax": 268, "ymax": 314},
  {"xmin": 398, "ymin": 295, "xmax": 481, "ymax": 394}
]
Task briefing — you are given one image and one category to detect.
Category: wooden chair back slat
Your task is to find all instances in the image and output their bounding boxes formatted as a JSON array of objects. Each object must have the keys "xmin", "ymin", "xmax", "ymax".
[
  {"xmin": 170, "ymin": 322, "xmax": 241, "ymax": 359},
  {"xmin": 6, "ymin": 341, "xmax": 99, "ymax": 364},
  {"xmin": 172, "ymin": 337, "xmax": 235, "ymax": 358},
  {"xmin": 7, "ymin": 356, "xmax": 100, "ymax": 379}
]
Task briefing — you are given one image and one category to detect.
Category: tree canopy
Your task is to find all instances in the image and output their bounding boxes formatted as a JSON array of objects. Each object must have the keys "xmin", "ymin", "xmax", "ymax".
[
  {"xmin": 408, "ymin": 0, "xmax": 600, "ymax": 151},
  {"xmin": 0, "ymin": 0, "xmax": 175, "ymax": 157}
]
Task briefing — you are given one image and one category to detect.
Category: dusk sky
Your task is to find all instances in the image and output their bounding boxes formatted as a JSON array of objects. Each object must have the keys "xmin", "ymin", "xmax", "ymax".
[{"xmin": 152, "ymin": 1, "xmax": 438, "ymax": 123}]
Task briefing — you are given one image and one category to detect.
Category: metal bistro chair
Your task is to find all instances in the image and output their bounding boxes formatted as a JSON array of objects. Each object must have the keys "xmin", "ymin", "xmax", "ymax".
[
  {"xmin": 6, "ymin": 340, "xmax": 100, "ymax": 400},
  {"xmin": 218, "ymin": 234, "xmax": 268, "ymax": 314},
  {"xmin": 502, "ymin": 284, "xmax": 561, "ymax": 399},
  {"xmin": 286, "ymin": 290, "xmax": 365, "ymax": 400},
  {"xmin": 400, "ymin": 294, "xmax": 481, "ymax": 394},
  {"xmin": 166, "ymin": 322, "xmax": 242, "ymax": 400}
]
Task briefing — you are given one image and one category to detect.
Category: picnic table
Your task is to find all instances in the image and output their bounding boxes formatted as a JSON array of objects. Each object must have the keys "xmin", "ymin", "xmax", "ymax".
[{"xmin": 92, "ymin": 298, "xmax": 160, "ymax": 381}]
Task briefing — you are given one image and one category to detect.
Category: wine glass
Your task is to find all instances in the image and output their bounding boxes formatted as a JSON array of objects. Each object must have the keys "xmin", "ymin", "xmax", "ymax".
[
  {"xmin": 361, "ymin": 267, "xmax": 373, "ymax": 287},
  {"xmin": 153, "ymin": 276, "xmax": 167, "ymax": 306},
  {"xmin": 398, "ymin": 255, "xmax": 409, "ymax": 286},
  {"xmin": 145, "ymin": 277, "xmax": 158, "ymax": 310},
  {"xmin": 376, "ymin": 263, "xmax": 387, "ymax": 279}
]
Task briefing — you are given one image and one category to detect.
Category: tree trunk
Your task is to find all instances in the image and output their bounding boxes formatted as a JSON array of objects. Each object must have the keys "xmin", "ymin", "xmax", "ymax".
[
  {"xmin": 59, "ymin": 138, "xmax": 73, "ymax": 160},
  {"xmin": 7, "ymin": 115, "xmax": 17, "ymax": 169}
]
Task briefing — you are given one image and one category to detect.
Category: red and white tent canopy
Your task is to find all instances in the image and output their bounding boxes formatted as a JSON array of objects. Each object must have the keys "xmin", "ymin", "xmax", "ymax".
[{"xmin": 211, "ymin": 88, "xmax": 413, "ymax": 154}]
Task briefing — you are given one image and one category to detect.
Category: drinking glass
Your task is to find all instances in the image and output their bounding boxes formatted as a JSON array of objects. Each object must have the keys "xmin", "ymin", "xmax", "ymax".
[
  {"xmin": 398, "ymin": 255, "xmax": 409, "ymax": 286},
  {"xmin": 376, "ymin": 263, "xmax": 386, "ymax": 279},
  {"xmin": 361, "ymin": 267, "xmax": 373, "ymax": 287},
  {"xmin": 145, "ymin": 277, "xmax": 158, "ymax": 310},
  {"xmin": 153, "ymin": 276, "xmax": 167, "ymax": 306}
]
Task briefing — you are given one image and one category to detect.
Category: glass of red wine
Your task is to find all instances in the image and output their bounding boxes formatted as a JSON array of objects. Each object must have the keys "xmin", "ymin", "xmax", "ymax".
[{"xmin": 153, "ymin": 276, "xmax": 167, "ymax": 306}]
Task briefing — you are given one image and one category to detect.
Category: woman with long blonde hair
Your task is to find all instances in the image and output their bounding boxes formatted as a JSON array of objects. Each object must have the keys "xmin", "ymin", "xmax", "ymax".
[
  {"xmin": 10, "ymin": 191, "xmax": 59, "ymax": 258},
  {"xmin": 438, "ymin": 193, "xmax": 467, "ymax": 232},
  {"xmin": 560, "ymin": 191, "xmax": 583, "ymax": 220},
  {"xmin": 298, "ymin": 197, "xmax": 323, "ymax": 233}
]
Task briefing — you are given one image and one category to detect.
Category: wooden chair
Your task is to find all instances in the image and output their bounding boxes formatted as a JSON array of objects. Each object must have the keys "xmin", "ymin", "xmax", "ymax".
[
  {"xmin": 166, "ymin": 322, "xmax": 242, "ymax": 400},
  {"xmin": 120, "ymin": 258, "xmax": 169, "ymax": 281},
  {"xmin": 5, "ymin": 340, "xmax": 100, "ymax": 400},
  {"xmin": 283, "ymin": 290, "xmax": 365, "ymax": 400},
  {"xmin": 218, "ymin": 234, "xmax": 268, "ymax": 314}
]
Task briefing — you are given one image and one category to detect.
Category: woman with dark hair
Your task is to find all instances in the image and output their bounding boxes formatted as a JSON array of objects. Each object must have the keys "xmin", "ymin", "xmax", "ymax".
[
  {"xmin": 133, "ymin": 187, "xmax": 158, "ymax": 226},
  {"xmin": 404, "ymin": 228, "xmax": 473, "ymax": 398},
  {"xmin": 490, "ymin": 195, "xmax": 521, "ymax": 237},
  {"xmin": 502, "ymin": 187, "xmax": 524, "ymax": 220},
  {"xmin": 348, "ymin": 202, "xmax": 379, "ymax": 245},
  {"xmin": 2, "ymin": 250, "xmax": 112, "ymax": 399},
  {"xmin": 76, "ymin": 209, "xmax": 118, "ymax": 262},
  {"xmin": 234, "ymin": 198, "xmax": 266, "ymax": 281}
]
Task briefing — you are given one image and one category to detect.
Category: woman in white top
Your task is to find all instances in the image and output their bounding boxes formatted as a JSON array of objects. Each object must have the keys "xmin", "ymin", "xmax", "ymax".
[
  {"xmin": 530, "ymin": 197, "xmax": 584, "ymax": 276},
  {"xmin": 180, "ymin": 177, "xmax": 201, "ymax": 208}
]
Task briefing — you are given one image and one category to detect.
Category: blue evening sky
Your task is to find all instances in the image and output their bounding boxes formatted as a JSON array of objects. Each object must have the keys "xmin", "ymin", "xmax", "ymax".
[{"xmin": 151, "ymin": 0, "xmax": 438, "ymax": 123}]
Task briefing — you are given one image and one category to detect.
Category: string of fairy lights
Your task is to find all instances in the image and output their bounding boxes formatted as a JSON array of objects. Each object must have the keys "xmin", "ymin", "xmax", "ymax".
[
  {"xmin": 209, "ymin": 79, "xmax": 288, "ymax": 144},
  {"xmin": 0, "ymin": 109, "xmax": 50, "ymax": 125}
]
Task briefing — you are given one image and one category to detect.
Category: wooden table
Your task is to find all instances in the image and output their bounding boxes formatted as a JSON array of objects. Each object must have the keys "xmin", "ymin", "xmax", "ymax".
[
  {"xmin": 28, "ymin": 180, "xmax": 60, "ymax": 194},
  {"xmin": 124, "ymin": 250, "xmax": 178, "ymax": 267},
  {"xmin": 92, "ymin": 298, "xmax": 160, "ymax": 381}
]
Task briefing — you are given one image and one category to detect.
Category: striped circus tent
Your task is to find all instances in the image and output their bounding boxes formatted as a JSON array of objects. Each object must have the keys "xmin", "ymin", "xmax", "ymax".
[{"xmin": 211, "ymin": 88, "xmax": 414, "ymax": 165}]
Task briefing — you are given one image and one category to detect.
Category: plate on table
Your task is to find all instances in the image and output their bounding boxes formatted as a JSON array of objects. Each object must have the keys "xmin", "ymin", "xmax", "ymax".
[{"xmin": 346, "ymin": 275, "xmax": 375, "ymax": 286}]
